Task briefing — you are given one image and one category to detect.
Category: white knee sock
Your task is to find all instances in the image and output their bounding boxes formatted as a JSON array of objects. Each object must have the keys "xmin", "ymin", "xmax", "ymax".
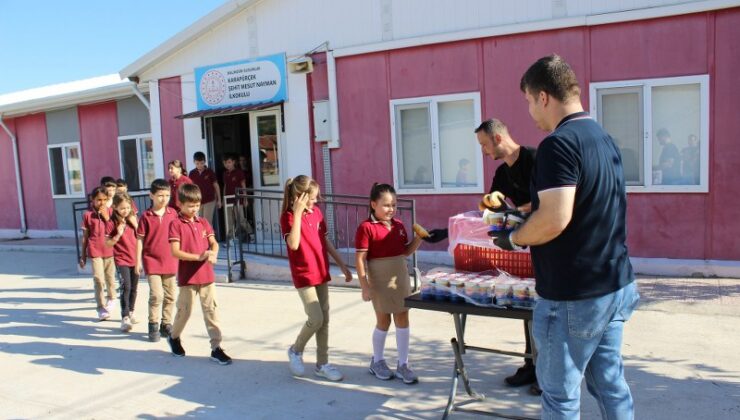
[
  {"xmin": 372, "ymin": 328, "xmax": 388, "ymax": 362},
  {"xmin": 396, "ymin": 327, "xmax": 410, "ymax": 366}
]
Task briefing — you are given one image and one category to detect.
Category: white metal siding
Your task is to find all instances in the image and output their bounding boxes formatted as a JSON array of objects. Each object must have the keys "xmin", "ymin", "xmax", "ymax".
[{"xmin": 139, "ymin": 0, "xmax": 711, "ymax": 82}]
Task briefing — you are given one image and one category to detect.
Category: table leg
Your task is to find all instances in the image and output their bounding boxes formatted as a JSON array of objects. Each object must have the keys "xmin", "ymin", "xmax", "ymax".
[
  {"xmin": 443, "ymin": 342, "xmax": 459, "ymax": 420},
  {"xmin": 452, "ymin": 313, "xmax": 485, "ymax": 399}
]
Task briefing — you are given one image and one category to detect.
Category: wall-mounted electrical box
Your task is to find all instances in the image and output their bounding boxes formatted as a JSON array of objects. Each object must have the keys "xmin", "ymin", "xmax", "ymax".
[{"xmin": 312, "ymin": 100, "xmax": 332, "ymax": 142}]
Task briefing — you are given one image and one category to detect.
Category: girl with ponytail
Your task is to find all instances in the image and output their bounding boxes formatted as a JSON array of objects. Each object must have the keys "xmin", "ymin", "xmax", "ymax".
[{"xmin": 280, "ymin": 175, "xmax": 352, "ymax": 381}]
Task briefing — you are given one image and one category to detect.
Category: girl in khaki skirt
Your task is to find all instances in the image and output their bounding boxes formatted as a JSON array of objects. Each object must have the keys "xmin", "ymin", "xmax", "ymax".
[{"xmin": 355, "ymin": 183, "xmax": 423, "ymax": 384}]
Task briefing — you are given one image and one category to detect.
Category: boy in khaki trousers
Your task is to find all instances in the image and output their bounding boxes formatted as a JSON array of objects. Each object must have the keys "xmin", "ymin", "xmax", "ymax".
[
  {"xmin": 167, "ymin": 183, "xmax": 231, "ymax": 365},
  {"xmin": 136, "ymin": 179, "xmax": 179, "ymax": 342}
]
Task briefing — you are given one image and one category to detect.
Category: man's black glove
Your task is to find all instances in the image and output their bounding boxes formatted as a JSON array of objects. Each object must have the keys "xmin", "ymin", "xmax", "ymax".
[
  {"xmin": 489, "ymin": 229, "xmax": 525, "ymax": 251},
  {"xmin": 422, "ymin": 228, "xmax": 448, "ymax": 243}
]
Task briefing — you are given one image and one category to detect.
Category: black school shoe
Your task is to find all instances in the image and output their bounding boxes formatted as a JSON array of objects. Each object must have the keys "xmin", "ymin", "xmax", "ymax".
[
  {"xmin": 529, "ymin": 381, "xmax": 543, "ymax": 396},
  {"xmin": 148, "ymin": 322, "xmax": 161, "ymax": 342},
  {"xmin": 505, "ymin": 363, "xmax": 536, "ymax": 387},
  {"xmin": 168, "ymin": 336, "xmax": 186, "ymax": 357},
  {"xmin": 210, "ymin": 347, "xmax": 232, "ymax": 365},
  {"xmin": 160, "ymin": 323, "xmax": 172, "ymax": 338}
]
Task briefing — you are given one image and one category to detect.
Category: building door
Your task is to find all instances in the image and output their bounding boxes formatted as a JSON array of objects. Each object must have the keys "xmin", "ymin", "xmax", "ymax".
[
  {"xmin": 204, "ymin": 112, "xmax": 252, "ymax": 241},
  {"xmin": 249, "ymin": 109, "xmax": 284, "ymax": 242}
]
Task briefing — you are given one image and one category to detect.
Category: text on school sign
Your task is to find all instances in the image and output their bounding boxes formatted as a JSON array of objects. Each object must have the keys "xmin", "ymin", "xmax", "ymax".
[{"xmin": 194, "ymin": 53, "xmax": 287, "ymax": 110}]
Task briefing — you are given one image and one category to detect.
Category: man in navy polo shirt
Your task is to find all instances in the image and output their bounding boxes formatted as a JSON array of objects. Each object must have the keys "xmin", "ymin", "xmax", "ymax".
[{"xmin": 495, "ymin": 54, "xmax": 639, "ymax": 419}]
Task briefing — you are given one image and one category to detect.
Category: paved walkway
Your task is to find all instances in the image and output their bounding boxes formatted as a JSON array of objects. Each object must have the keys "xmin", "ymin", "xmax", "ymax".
[{"xmin": 0, "ymin": 247, "xmax": 739, "ymax": 419}]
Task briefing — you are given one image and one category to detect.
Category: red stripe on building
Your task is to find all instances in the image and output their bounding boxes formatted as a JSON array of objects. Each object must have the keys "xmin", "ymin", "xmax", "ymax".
[
  {"xmin": 159, "ymin": 76, "xmax": 186, "ymax": 168},
  {"xmin": 79, "ymin": 102, "xmax": 120, "ymax": 193},
  {"xmin": 16, "ymin": 113, "xmax": 56, "ymax": 230},
  {"xmin": 0, "ymin": 118, "xmax": 21, "ymax": 229}
]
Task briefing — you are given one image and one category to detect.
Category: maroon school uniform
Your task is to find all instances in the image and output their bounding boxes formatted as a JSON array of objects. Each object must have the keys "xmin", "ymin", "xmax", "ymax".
[
  {"xmin": 168, "ymin": 215, "xmax": 215, "ymax": 286},
  {"xmin": 355, "ymin": 216, "xmax": 408, "ymax": 260},
  {"xmin": 82, "ymin": 209, "xmax": 114, "ymax": 258},
  {"xmin": 223, "ymin": 168, "xmax": 246, "ymax": 203},
  {"xmin": 188, "ymin": 168, "xmax": 218, "ymax": 204},
  {"xmin": 169, "ymin": 175, "xmax": 193, "ymax": 211},
  {"xmin": 279, "ymin": 207, "xmax": 331, "ymax": 288},
  {"xmin": 136, "ymin": 207, "xmax": 179, "ymax": 275},
  {"xmin": 105, "ymin": 220, "xmax": 137, "ymax": 266}
]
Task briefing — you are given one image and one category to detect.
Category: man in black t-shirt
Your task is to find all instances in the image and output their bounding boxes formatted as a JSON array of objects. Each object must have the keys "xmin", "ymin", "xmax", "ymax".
[
  {"xmin": 426, "ymin": 118, "xmax": 541, "ymax": 394},
  {"xmin": 496, "ymin": 55, "xmax": 639, "ymax": 419}
]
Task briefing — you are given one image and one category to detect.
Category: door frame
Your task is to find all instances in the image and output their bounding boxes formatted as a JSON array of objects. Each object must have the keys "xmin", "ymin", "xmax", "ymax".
[{"xmin": 249, "ymin": 108, "xmax": 284, "ymax": 190}]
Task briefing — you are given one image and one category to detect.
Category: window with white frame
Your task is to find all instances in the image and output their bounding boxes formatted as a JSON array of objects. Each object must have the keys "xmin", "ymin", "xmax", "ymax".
[
  {"xmin": 48, "ymin": 143, "xmax": 84, "ymax": 197},
  {"xmin": 119, "ymin": 134, "xmax": 155, "ymax": 191},
  {"xmin": 590, "ymin": 75, "xmax": 709, "ymax": 193},
  {"xmin": 391, "ymin": 92, "xmax": 483, "ymax": 194}
]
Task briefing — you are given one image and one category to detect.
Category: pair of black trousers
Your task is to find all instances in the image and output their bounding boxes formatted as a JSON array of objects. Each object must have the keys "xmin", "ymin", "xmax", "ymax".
[
  {"xmin": 118, "ymin": 266, "xmax": 139, "ymax": 318},
  {"xmin": 524, "ymin": 320, "xmax": 533, "ymax": 365}
]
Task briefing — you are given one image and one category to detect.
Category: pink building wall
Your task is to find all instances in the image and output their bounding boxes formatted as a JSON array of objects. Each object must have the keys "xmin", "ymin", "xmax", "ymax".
[
  {"xmin": 79, "ymin": 102, "xmax": 120, "ymax": 192},
  {"xmin": 708, "ymin": 8, "xmax": 740, "ymax": 260},
  {"xmin": 0, "ymin": 118, "xmax": 22, "ymax": 229},
  {"xmin": 307, "ymin": 53, "xmax": 329, "ymax": 190},
  {"xmin": 314, "ymin": 9, "xmax": 740, "ymax": 260},
  {"xmin": 159, "ymin": 77, "xmax": 186, "ymax": 168},
  {"xmin": 16, "ymin": 114, "xmax": 56, "ymax": 230}
]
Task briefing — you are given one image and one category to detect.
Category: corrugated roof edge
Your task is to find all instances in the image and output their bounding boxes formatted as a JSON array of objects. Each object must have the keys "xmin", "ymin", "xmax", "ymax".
[{"xmin": 0, "ymin": 75, "xmax": 147, "ymax": 118}]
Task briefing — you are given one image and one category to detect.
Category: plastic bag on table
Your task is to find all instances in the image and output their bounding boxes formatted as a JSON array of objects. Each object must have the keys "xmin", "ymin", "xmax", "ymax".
[{"xmin": 447, "ymin": 211, "xmax": 494, "ymax": 254}]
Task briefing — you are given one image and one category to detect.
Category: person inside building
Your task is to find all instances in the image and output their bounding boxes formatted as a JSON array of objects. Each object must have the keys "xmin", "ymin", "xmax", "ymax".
[
  {"xmin": 656, "ymin": 128, "xmax": 681, "ymax": 184},
  {"xmin": 681, "ymin": 134, "xmax": 700, "ymax": 185},
  {"xmin": 424, "ymin": 118, "xmax": 540, "ymax": 395}
]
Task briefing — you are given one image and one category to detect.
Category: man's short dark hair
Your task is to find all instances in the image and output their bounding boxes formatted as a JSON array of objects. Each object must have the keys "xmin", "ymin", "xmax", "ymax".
[
  {"xmin": 179, "ymin": 183, "xmax": 202, "ymax": 204},
  {"xmin": 222, "ymin": 153, "xmax": 236, "ymax": 162},
  {"xmin": 149, "ymin": 178, "xmax": 169, "ymax": 193},
  {"xmin": 115, "ymin": 178, "xmax": 127, "ymax": 188},
  {"xmin": 193, "ymin": 151, "xmax": 206, "ymax": 162},
  {"xmin": 520, "ymin": 54, "xmax": 581, "ymax": 102},
  {"xmin": 474, "ymin": 119, "xmax": 509, "ymax": 137},
  {"xmin": 100, "ymin": 176, "xmax": 116, "ymax": 186}
]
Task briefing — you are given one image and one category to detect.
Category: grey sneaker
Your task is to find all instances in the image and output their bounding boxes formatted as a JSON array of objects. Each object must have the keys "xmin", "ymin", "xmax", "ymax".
[
  {"xmin": 287, "ymin": 347, "xmax": 305, "ymax": 377},
  {"xmin": 395, "ymin": 363, "xmax": 419, "ymax": 384},
  {"xmin": 369, "ymin": 357, "xmax": 393, "ymax": 380}
]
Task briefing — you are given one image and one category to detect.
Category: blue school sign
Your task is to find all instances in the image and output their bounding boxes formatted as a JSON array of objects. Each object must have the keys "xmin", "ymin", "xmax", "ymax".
[{"xmin": 194, "ymin": 53, "xmax": 287, "ymax": 111}]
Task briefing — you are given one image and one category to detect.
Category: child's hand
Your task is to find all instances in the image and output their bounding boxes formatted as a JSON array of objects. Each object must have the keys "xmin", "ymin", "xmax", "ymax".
[
  {"xmin": 78, "ymin": 256, "xmax": 86, "ymax": 269},
  {"xmin": 361, "ymin": 287, "xmax": 373, "ymax": 302},
  {"xmin": 116, "ymin": 222, "xmax": 126, "ymax": 236},
  {"xmin": 136, "ymin": 263, "xmax": 143, "ymax": 275},
  {"xmin": 207, "ymin": 253, "xmax": 217, "ymax": 264},
  {"xmin": 292, "ymin": 192, "xmax": 309, "ymax": 214},
  {"xmin": 342, "ymin": 267, "xmax": 352, "ymax": 283},
  {"xmin": 199, "ymin": 251, "xmax": 210, "ymax": 261}
]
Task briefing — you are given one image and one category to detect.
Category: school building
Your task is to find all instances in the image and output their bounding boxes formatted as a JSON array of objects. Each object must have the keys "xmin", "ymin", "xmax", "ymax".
[{"xmin": 1, "ymin": 0, "xmax": 739, "ymax": 275}]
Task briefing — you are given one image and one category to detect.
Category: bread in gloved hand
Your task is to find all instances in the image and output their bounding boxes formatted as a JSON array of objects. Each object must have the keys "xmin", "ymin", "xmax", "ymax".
[{"xmin": 413, "ymin": 223, "xmax": 430, "ymax": 238}]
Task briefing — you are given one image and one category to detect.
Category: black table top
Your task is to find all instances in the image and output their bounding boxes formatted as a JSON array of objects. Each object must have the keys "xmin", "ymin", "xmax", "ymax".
[{"xmin": 405, "ymin": 293, "xmax": 532, "ymax": 320}]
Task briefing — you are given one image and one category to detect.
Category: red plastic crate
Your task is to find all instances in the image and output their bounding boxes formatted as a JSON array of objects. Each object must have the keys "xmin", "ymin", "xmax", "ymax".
[{"xmin": 453, "ymin": 244, "xmax": 534, "ymax": 278}]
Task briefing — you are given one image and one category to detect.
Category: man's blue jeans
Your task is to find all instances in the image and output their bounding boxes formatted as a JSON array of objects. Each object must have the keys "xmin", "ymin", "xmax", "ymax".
[{"xmin": 533, "ymin": 282, "xmax": 640, "ymax": 420}]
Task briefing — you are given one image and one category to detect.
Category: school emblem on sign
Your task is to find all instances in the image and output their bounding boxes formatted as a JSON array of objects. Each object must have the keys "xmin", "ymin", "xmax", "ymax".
[{"xmin": 199, "ymin": 69, "xmax": 227, "ymax": 106}]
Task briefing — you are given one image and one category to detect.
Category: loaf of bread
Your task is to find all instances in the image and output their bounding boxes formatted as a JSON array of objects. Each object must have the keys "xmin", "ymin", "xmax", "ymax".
[
  {"xmin": 482, "ymin": 191, "xmax": 506, "ymax": 209},
  {"xmin": 413, "ymin": 223, "xmax": 430, "ymax": 238}
]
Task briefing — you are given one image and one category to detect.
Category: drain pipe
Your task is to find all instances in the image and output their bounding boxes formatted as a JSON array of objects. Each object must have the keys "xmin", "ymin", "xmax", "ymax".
[{"xmin": 0, "ymin": 114, "xmax": 28, "ymax": 235}]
